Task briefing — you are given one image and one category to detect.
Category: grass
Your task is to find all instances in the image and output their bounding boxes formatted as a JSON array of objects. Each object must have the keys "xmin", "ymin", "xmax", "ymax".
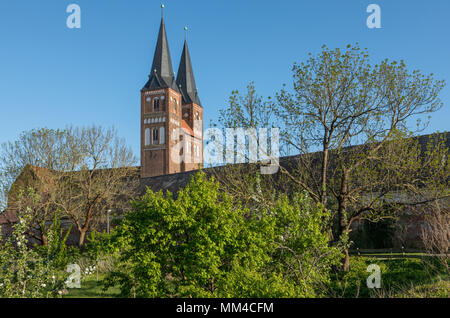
[
  {"xmin": 361, "ymin": 253, "xmax": 428, "ymax": 256},
  {"xmin": 328, "ymin": 256, "xmax": 449, "ymax": 298},
  {"xmin": 63, "ymin": 257, "xmax": 449, "ymax": 298},
  {"xmin": 395, "ymin": 279, "xmax": 449, "ymax": 298},
  {"xmin": 64, "ymin": 274, "xmax": 120, "ymax": 298}
]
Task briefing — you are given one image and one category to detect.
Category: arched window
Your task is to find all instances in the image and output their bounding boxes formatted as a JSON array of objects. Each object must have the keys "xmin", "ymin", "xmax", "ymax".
[
  {"xmin": 153, "ymin": 127, "xmax": 159, "ymax": 144},
  {"xmin": 145, "ymin": 128, "xmax": 150, "ymax": 146},
  {"xmin": 161, "ymin": 96, "xmax": 166, "ymax": 111},
  {"xmin": 145, "ymin": 97, "xmax": 152, "ymax": 113},
  {"xmin": 159, "ymin": 126, "xmax": 165, "ymax": 145},
  {"xmin": 154, "ymin": 97, "xmax": 160, "ymax": 111}
]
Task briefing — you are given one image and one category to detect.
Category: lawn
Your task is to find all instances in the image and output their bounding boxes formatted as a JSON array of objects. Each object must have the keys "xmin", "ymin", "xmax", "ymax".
[
  {"xmin": 64, "ymin": 274, "xmax": 120, "ymax": 298},
  {"xmin": 328, "ymin": 256, "xmax": 449, "ymax": 298}
]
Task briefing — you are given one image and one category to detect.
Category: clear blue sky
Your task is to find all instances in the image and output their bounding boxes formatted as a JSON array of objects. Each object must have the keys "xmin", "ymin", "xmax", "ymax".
[{"xmin": 0, "ymin": 0, "xmax": 449, "ymax": 159}]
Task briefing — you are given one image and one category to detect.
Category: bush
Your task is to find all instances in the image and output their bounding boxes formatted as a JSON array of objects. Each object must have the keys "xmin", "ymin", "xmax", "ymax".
[
  {"xmin": 85, "ymin": 231, "xmax": 117, "ymax": 276},
  {"xmin": 0, "ymin": 211, "xmax": 68, "ymax": 298},
  {"xmin": 35, "ymin": 210, "xmax": 78, "ymax": 270},
  {"xmin": 104, "ymin": 171, "xmax": 342, "ymax": 297}
]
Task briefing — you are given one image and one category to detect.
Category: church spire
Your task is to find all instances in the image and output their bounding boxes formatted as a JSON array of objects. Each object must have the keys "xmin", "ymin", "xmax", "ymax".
[
  {"xmin": 144, "ymin": 7, "xmax": 178, "ymax": 92},
  {"xmin": 176, "ymin": 29, "xmax": 201, "ymax": 106}
]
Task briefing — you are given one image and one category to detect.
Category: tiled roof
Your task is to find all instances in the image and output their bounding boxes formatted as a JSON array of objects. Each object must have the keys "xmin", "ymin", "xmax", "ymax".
[
  {"xmin": 176, "ymin": 40, "xmax": 201, "ymax": 106},
  {"xmin": 143, "ymin": 17, "xmax": 179, "ymax": 92},
  {"xmin": 181, "ymin": 119, "xmax": 194, "ymax": 136},
  {"xmin": 0, "ymin": 209, "xmax": 18, "ymax": 224},
  {"xmin": 3, "ymin": 133, "xmax": 448, "ymax": 226}
]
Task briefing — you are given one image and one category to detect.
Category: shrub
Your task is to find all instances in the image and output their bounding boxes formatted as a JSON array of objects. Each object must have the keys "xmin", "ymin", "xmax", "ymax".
[
  {"xmin": 0, "ymin": 211, "xmax": 68, "ymax": 298},
  {"xmin": 35, "ymin": 210, "xmax": 77, "ymax": 270},
  {"xmin": 104, "ymin": 171, "xmax": 342, "ymax": 297}
]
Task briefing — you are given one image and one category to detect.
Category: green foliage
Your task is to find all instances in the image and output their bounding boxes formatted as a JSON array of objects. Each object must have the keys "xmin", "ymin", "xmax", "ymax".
[
  {"xmin": 86, "ymin": 231, "xmax": 112, "ymax": 261},
  {"xmin": 104, "ymin": 172, "xmax": 342, "ymax": 297},
  {"xmin": 260, "ymin": 193, "xmax": 343, "ymax": 296},
  {"xmin": 328, "ymin": 257, "xmax": 449, "ymax": 298},
  {"xmin": 329, "ymin": 257, "xmax": 385, "ymax": 297},
  {"xmin": 84, "ymin": 230, "xmax": 118, "ymax": 278},
  {"xmin": 37, "ymin": 209, "xmax": 75, "ymax": 269},
  {"xmin": 396, "ymin": 279, "xmax": 449, "ymax": 298},
  {"xmin": 0, "ymin": 210, "xmax": 68, "ymax": 298},
  {"xmin": 218, "ymin": 44, "xmax": 447, "ymax": 272}
]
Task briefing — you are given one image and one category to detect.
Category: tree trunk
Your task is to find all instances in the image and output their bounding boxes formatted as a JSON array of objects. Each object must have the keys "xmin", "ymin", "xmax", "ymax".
[
  {"xmin": 337, "ymin": 171, "xmax": 351, "ymax": 271},
  {"xmin": 41, "ymin": 234, "xmax": 48, "ymax": 246},
  {"xmin": 321, "ymin": 140, "xmax": 329, "ymax": 208},
  {"xmin": 79, "ymin": 229, "xmax": 87, "ymax": 247},
  {"xmin": 343, "ymin": 247, "xmax": 350, "ymax": 271}
]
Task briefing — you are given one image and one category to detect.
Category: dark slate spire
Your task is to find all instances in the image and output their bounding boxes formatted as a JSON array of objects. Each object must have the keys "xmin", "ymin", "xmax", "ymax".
[
  {"xmin": 176, "ymin": 39, "xmax": 201, "ymax": 106},
  {"xmin": 144, "ymin": 16, "xmax": 179, "ymax": 92}
]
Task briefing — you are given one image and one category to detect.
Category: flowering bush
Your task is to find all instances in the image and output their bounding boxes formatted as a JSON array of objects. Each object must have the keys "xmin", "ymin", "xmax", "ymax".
[{"xmin": 0, "ymin": 211, "xmax": 68, "ymax": 298}]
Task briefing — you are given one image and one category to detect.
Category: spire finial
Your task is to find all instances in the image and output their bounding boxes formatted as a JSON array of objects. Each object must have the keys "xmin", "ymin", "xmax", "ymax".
[
  {"xmin": 161, "ymin": 4, "xmax": 164, "ymax": 18},
  {"xmin": 184, "ymin": 26, "xmax": 188, "ymax": 41}
]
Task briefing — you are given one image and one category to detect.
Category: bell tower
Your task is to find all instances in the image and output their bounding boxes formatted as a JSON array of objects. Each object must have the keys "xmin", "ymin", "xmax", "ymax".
[{"xmin": 140, "ymin": 7, "xmax": 203, "ymax": 178}]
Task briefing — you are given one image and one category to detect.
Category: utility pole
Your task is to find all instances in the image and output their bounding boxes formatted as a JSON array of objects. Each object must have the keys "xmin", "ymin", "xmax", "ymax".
[{"xmin": 107, "ymin": 209, "xmax": 111, "ymax": 234}]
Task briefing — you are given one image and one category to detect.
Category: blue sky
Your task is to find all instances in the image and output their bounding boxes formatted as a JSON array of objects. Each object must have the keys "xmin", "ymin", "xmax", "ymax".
[{"xmin": 0, "ymin": 0, "xmax": 449, "ymax": 159}]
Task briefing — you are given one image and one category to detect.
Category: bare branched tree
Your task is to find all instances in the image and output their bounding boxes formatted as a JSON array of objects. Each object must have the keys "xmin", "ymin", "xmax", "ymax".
[
  {"xmin": 1, "ymin": 128, "xmax": 70, "ymax": 244},
  {"xmin": 50, "ymin": 125, "xmax": 138, "ymax": 246},
  {"xmin": 1, "ymin": 125, "xmax": 138, "ymax": 247},
  {"xmin": 420, "ymin": 201, "xmax": 449, "ymax": 272}
]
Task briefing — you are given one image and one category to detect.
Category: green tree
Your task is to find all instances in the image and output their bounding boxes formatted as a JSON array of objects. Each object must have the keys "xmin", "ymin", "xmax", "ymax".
[
  {"xmin": 105, "ymin": 172, "xmax": 341, "ymax": 297},
  {"xmin": 218, "ymin": 44, "xmax": 448, "ymax": 270}
]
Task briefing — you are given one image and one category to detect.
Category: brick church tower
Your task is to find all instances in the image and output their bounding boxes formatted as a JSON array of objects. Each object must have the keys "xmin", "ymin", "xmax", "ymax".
[{"xmin": 140, "ymin": 12, "xmax": 203, "ymax": 178}]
